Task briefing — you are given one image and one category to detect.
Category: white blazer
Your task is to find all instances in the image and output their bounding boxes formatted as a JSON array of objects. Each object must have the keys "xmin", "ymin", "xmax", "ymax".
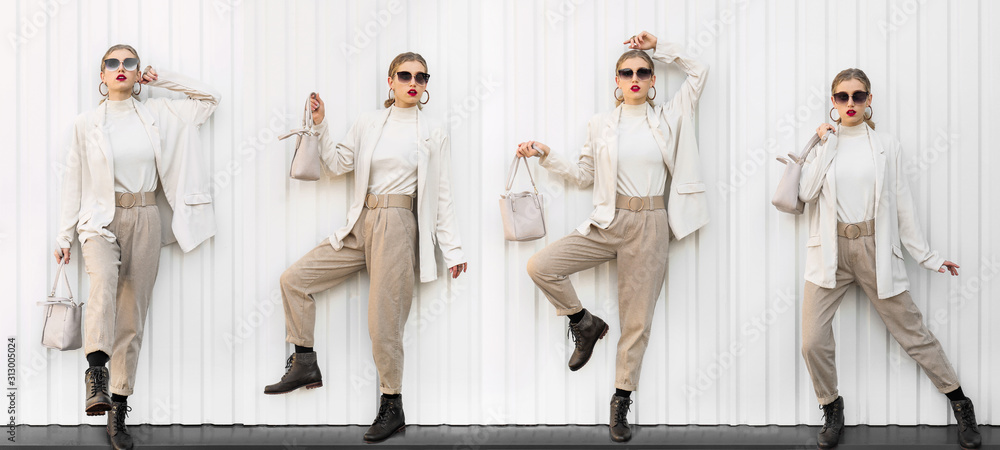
[
  {"xmin": 56, "ymin": 70, "xmax": 221, "ymax": 253},
  {"xmin": 314, "ymin": 107, "xmax": 465, "ymax": 283},
  {"xmin": 798, "ymin": 125, "xmax": 945, "ymax": 299},
  {"xmin": 538, "ymin": 40, "xmax": 710, "ymax": 240}
]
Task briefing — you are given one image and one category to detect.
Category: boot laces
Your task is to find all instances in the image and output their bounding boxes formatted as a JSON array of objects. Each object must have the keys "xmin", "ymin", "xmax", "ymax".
[
  {"xmin": 567, "ymin": 323, "xmax": 585, "ymax": 350},
  {"xmin": 956, "ymin": 402, "xmax": 978, "ymax": 432},
  {"xmin": 373, "ymin": 400, "xmax": 396, "ymax": 427},
  {"xmin": 88, "ymin": 368, "xmax": 107, "ymax": 398},
  {"xmin": 280, "ymin": 355, "xmax": 295, "ymax": 381},
  {"xmin": 819, "ymin": 402, "xmax": 839, "ymax": 432},
  {"xmin": 112, "ymin": 403, "xmax": 132, "ymax": 435},
  {"xmin": 613, "ymin": 397, "xmax": 632, "ymax": 425}
]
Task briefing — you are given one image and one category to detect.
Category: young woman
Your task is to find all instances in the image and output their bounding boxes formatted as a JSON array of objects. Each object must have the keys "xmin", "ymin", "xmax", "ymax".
[
  {"xmin": 54, "ymin": 44, "xmax": 220, "ymax": 450},
  {"xmin": 263, "ymin": 52, "xmax": 467, "ymax": 444},
  {"xmin": 798, "ymin": 68, "xmax": 980, "ymax": 449},
  {"xmin": 517, "ymin": 31, "xmax": 709, "ymax": 442}
]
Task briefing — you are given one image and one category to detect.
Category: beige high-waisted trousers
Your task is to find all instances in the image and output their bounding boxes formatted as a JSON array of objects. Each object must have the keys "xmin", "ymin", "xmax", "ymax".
[{"xmin": 280, "ymin": 207, "xmax": 417, "ymax": 395}]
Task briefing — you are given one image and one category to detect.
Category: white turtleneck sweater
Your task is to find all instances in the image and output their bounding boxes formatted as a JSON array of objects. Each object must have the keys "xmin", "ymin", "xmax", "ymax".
[
  {"xmin": 105, "ymin": 98, "xmax": 158, "ymax": 193},
  {"xmin": 368, "ymin": 105, "xmax": 419, "ymax": 196},
  {"xmin": 834, "ymin": 123, "xmax": 877, "ymax": 223},
  {"xmin": 616, "ymin": 102, "xmax": 667, "ymax": 197}
]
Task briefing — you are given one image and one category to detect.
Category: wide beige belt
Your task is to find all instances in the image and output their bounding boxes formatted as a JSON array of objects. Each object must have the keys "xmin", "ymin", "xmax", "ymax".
[
  {"xmin": 837, "ymin": 219, "xmax": 875, "ymax": 239},
  {"xmin": 365, "ymin": 193, "xmax": 414, "ymax": 210},
  {"xmin": 614, "ymin": 194, "xmax": 665, "ymax": 212},
  {"xmin": 115, "ymin": 191, "xmax": 156, "ymax": 208}
]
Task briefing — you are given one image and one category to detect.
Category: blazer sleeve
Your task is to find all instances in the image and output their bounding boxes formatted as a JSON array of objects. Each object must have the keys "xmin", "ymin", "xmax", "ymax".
[
  {"xmin": 314, "ymin": 117, "xmax": 357, "ymax": 177},
  {"xmin": 893, "ymin": 144, "xmax": 946, "ymax": 271},
  {"xmin": 144, "ymin": 69, "xmax": 221, "ymax": 127},
  {"xmin": 652, "ymin": 40, "xmax": 709, "ymax": 118},
  {"xmin": 537, "ymin": 116, "xmax": 598, "ymax": 188},
  {"xmin": 434, "ymin": 134, "xmax": 466, "ymax": 268},
  {"xmin": 798, "ymin": 134, "xmax": 838, "ymax": 204},
  {"xmin": 55, "ymin": 118, "xmax": 85, "ymax": 249}
]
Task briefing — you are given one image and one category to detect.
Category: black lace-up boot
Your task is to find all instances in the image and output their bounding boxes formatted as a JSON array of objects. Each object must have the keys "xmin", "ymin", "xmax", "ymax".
[
  {"xmin": 567, "ymin": 309, "xmax": 609, "ymax": 371},
  {"xmin": 609, "ymin": 394, "xmax": 633, "ymax": 442},
  {"xmin": 85, "ymin": 366, "xmax": 111, "ymax": 416},
  {"xmin": 106, "ymin": 400, "xmax": 133, "ymax": 450},
  {"xmin": 364, "ymin": 395, "xmax": 405, "ymax": 443},
  {"xmin": 950, "ymin": 397, "xmax": 982, "ymax": 449},
  {"xmin": 263, "ymin": 352, "xmax": 323, "ymax": 394},
  {"xmin": 817, "ymin": 396, "xmax": 845, "ymax": 449}
]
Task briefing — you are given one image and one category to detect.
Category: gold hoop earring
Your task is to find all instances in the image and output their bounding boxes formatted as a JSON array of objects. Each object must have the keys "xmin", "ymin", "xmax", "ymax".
[
  {"xmin": 387, "ymin": 88, "xmax": 395, "ymax": 102},
  {"xmin": 647, "ymin": 86, "xmax": 656, "ymax": 100},
  {"xmin": 864, "ymin": 106, "xmax": 873, "ymax": 120},
  {"xmin": 132, "ymin": 82, "xmax": 141, "ymax": 96},
  {"xmin": 99, "ymin": 81, "xmax": 109, "ymax": 96},
  {"xmin": 829, "ymin": 107, "xmax": 839, "ymax": 122},
  {"xmin": 614, "ymin": 87, "xmax": 624, "ymax": 102},
  {"xmin": 420, "ymin": 90, "xmax": 430, "ymax": 105}
]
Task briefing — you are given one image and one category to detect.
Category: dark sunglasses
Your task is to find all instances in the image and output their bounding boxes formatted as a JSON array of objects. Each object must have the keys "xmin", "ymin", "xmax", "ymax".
[
  {"xmin": 104, "ymin": 58, "xmax": 139, "ymax": 72},
  {"xmin": 395, "ymin": 71, "xmax": 430, "ymax": 85},
  {"xmin": 617, "ymin": 67, "xmax": 653, "ymax": 80},
  {"xmin": 833, "ymin": 91, "xmax": 869, "ymax": 105}
]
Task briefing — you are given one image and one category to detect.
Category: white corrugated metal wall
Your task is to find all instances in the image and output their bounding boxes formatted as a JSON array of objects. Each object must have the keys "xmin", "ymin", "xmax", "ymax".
[{"xmin": 1, "ymin": 0, "xmax": 997, "ymax": 427}]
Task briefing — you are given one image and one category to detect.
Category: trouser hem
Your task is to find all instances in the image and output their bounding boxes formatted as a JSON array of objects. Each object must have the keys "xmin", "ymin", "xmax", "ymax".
[
  {"xmin": 614, "ymin": 382, "xmax": 638, "ymax": 391},
  {"xmin": 555, "ymin": 306, "xmax": 584, "ymax": 316},
  {"xmin": 938, "ymin": 382, "xmax": 962, "ymax": 395},
  {"xmin": 817, "ymin": 392, "xmax": 840, "ymax": 406}
]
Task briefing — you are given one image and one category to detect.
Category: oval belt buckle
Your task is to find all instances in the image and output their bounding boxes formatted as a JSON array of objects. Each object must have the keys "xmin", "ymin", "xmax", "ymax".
[
  {"xmin": 627, "ymin": 196, "xmax": 644, "ymax": 212},
  {"xmin": 119, "ymin": 192, "xmax": 136, "ymax": 209},
  {"xmin": 365, "ymin": 193, "xmax": 379, "ymax": 209},
  {"xmin": 845, "ymin": 224, "xmax": 861, "ymax": 239}
]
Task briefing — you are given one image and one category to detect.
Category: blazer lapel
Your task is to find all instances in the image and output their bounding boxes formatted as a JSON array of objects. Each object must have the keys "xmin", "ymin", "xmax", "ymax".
[
  {"xmin": 869, "ymin": 127, "xmax": 887, "ymax": 212},
  {"xmin": 826, "ymin": 126, "xmax": 840, "ymax": 207},
  {"xmin": 602, "ymin": 106, "xmax": 621, "ymax": 182},
  {"xmin": 645, "ymin": 104, "xmax": 674, "ymax": 173},
  {"xmin": 415, "ymin": 108, "xmax": 431, "ymax": 196},
  {"xmin": 91, "ymin": 102, "xmax": 115, "ymax": 178},
  {"xmin": 358, "ymin": 108, "xmax": 393, "ymax": 191},
  {"xmin": 133, "ymin": 99, "xmax": 164, "ymax": 169}
]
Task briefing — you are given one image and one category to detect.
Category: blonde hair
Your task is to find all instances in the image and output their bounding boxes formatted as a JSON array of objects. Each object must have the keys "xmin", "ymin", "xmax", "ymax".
[
  {"xmin": 99, "ymin": 44, "xmax": 142, "ymax": 104},
  {"xmin": 615, "ymin": 50, "xmax": 656, "ymax": 108},
  {"xmin": 831, "ymin": 68, "xmax": 875, "ymax": 130},
  {"xmin": 385, "ymin": 52, "xmax": 428, "ymax": 110}
]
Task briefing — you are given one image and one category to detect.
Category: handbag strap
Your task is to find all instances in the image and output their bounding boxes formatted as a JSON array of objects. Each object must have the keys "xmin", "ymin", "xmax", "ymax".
[
  {"xmin": 505, "ymin": 156, "xmax": 538, "ymax": 194},
  {"xmin": 278, "ymin": 93, "xmax": 319, "ymax": 141},
  {"xmin": 302, "ymin": 92, "xmax": 315, "ymax": 129},
  {"xmin": 48, "ymin": 260, "xmax": 73, "ymax": 301},
  {"xmin": 777, "ymin": 133, "xmax": 825, "ymax": 165}
]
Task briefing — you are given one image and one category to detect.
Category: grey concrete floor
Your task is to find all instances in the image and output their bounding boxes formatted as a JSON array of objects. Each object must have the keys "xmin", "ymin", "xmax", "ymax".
[{"xmin": 5, "ymin": 424, "xmax": 998, "ymax": 449}]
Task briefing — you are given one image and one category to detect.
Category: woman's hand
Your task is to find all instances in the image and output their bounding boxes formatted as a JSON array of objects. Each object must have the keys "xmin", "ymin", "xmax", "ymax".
[
  {"xmin": 53, "ymin": 248, "xmax": 70, "ymax": 264},
  {"xmin": 310, "ymin": 92, "xmax": 325, "ymax": 125},
  {"xmin": 939, "ymin": 260, "xmax": 960, "ymax": 276},
  {"xmin": 449, "ymin": 263, "xmax": 468, "ymax": 279},
  {"xmin": 816, "ymin": 123, "xmax": 836, "ymax": 139},
  {"xmin": 624, "ymin": 31, "xmax": 657, "ymax": 50},
  {"xmin": 516, "ymin": 141, "xmax": 548, "ymax": 158},
  {"xmin": 140, "ymin": 66, "xmax": 158, "ymax": 84}
]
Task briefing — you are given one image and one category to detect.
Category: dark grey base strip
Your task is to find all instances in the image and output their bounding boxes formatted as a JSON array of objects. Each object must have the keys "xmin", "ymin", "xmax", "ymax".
[{"xmin": 6, "ymin": 424, "xmax": 998, "ymax": 449}]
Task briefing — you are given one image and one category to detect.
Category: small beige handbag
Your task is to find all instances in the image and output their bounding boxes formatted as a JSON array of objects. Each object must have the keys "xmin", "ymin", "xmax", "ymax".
[
  {"xmin": 500, "ymin": 156, "xmax": 546, "ymax": 241},
  {"xmin": 772, "ymin": 133, "xmax": 827, "ymax": 214},
  {"xmin": 38, "ymin": 261, "xmax": 83, "ymax": 351},
  {"xmin": 278, "ymin": 93, "xmax": 321, "ymax": 181}
]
